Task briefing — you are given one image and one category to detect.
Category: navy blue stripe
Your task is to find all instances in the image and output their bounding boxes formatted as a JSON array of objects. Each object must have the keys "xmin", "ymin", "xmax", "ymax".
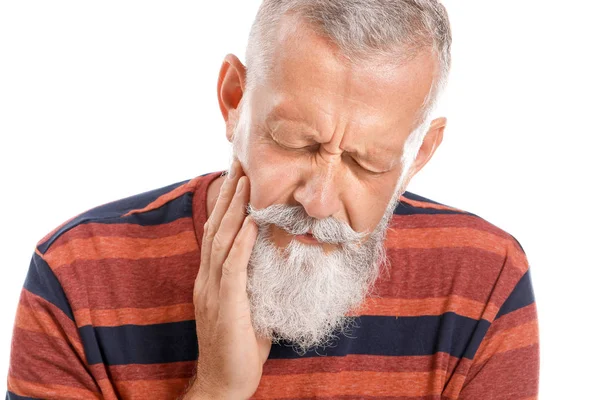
[
  {"xmin": 396, "ymin": 191, "xmax": 474, "ymax": 216},
  {"xmin": 393, "ymin": 202, "xmax": 472, "ymax": 216},
  {"xmin": 69, "ymin": 192, "xmax": 193, "ymax": 227},
  {"xmin": 23, "ymin": 252, "xmax": 74, "ymax": 321},
  {"xmin": 79, "ymin": 313, "xmax": 490, "ymax": 365},
  {"xmin": 402, "ymin": 191, "xmax": 450, "ymax": 207},
  {"xmin": 38, "ymin": 178, "xmax": 193, "ymax": 253},
  {"xmin": 6, "ymin": 392, "xmax": 40, "ymax": 400},
  {"xmin": 270, "ymin": 313, "xmax": 489, "ymax": 360},
  {"xmin": 495, "ymin": 269, "xmax": 535, "ymax": 319},
  {"xmin": 79, "ymin": 321, "xmax": 198, "ymax": 365}
]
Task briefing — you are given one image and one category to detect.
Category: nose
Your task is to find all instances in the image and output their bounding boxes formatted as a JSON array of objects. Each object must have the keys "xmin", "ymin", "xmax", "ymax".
[{"xmin": 292, "ymin": 157, "xmax": 343, "ymax": 220}]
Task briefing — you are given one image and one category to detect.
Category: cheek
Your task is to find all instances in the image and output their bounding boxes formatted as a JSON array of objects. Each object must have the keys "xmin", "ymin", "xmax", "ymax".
[
  {"xmin": 242, "ymin": 141, "xmax": 305, "ymax": 209},
  {"xmin": 344, "ymin": 177, "xmax": 399, "ymax": 234}
]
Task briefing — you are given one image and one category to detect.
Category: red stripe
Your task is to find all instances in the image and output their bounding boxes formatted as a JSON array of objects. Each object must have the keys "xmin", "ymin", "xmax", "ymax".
[
  {"xmin": 253, "ymin": 370, "xmax": 446, "ymax": 398},
  {"xmin": 191, "ymin": 171, "xmax": 223, "ymax": 247},
  {"xmin": 56, "ymin": 247, "xmax": 523, "ymax": 315},
  {"xmin": 55, "ymin": 252, "xmax": 199, "ymax": 311},
  {"xmin": 263, "ymin": 353, "xmax": 460, "ymax": 376},
  {"xmin": 381, "ymin": 247, "xmax": 507, "ymax": 304},
  {"xmin": 89, "ymin": 361, "xmax": 196, "ymax": 382},
  {"xmin": 460, "ymin": 345, "xmax": 539, "ymax": 399},
  {"xmin": 9, "ymin": 328, "xmax": 99, "ymax": 391}
]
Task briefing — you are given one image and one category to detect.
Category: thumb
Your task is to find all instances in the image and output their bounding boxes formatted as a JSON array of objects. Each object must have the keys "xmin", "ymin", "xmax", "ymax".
[{"xmin": 257, "ymin": 336, "xmax": 272, "ymax": 365}]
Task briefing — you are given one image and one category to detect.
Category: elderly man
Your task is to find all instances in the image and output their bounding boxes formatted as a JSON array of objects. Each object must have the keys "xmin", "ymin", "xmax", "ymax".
[{"xmin": 6, "ymin": 1, "xmax": 539, "ymax": 399}]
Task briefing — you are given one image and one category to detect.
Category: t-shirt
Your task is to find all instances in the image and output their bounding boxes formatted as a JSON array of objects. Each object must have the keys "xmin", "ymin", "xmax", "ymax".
[{"xmin": 6, "ymin": 171, "xmax": 539, "ymax": 399}]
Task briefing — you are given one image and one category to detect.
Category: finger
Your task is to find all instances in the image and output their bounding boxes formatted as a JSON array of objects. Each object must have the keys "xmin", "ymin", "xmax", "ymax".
[
  {"xmin": 219, "ymin": 215, "xmax": 258, "ymax": 307},
  {"xmin": 258, "ymin": 336, "xmax": 272, "ymax": 365},
  {"xmin": 208, "ymin": 176, "xmax": 250, "ymax": 290},
  {"xmin": 197, "ymin": 160, "xmax": 242, "ymax": 285}
]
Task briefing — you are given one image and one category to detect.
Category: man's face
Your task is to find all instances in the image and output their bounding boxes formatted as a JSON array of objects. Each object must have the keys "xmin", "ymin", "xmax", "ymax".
[
  {"xmin": 234, "ymin": 17, "xmax": 438, "ymax": 251},
  {"xmin": 219, "ymin": 16, "xmax": 441, "ymax": 354}
]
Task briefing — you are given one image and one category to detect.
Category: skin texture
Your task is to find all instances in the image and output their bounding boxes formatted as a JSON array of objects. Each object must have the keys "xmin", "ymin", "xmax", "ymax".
[
  {"xmin": 190, "ymin": 14, "xmax": 447, "ymax": 399},
  {"xmin": 185, "ymin": 162, "xmax": 271, "ymax": 400},
  {"xmin": 209, "ymin": 15, "xmax": 446, "ymax": 248}
]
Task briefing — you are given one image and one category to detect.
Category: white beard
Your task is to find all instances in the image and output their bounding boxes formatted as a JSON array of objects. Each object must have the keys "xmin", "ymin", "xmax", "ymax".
[
  {"xmin": 245, "ymin": 184, "xmax": 401, "ymax": 355},
  {"xmin": 232, "ymin": 98, "xmax": 423, "ymax": 355}
]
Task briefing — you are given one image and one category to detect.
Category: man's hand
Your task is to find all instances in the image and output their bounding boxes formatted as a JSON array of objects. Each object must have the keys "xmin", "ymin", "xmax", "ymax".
[{"xmin": 187, "ymin": 160, "xmax": 272, "ymax": 399}]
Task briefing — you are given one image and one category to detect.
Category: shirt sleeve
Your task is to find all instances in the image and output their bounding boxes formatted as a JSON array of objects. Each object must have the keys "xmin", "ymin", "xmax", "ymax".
[
  {"xmin": 6, "ymin": 250, "xmax": 102, "ymax": 399},
  {"xmin": 458, "ymin": 245, "xmax": 540, "ymax": 399}
]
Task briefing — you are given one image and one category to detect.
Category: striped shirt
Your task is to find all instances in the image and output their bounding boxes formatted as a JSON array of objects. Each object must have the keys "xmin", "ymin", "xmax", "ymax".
[{"xmin": 7, "ymin": 170, "xmax": 539, "ymax": 399}]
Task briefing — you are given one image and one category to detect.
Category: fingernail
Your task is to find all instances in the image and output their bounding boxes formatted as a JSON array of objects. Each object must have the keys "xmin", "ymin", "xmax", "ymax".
[{"xmin": 236, "ymin": 177, "xmax": 244, "ymax": 193}]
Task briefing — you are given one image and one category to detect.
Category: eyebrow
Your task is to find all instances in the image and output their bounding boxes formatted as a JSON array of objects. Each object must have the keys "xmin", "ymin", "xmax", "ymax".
[{"xmin": 265, "ymin": 109, "xmax": 317, "ymax": 132}]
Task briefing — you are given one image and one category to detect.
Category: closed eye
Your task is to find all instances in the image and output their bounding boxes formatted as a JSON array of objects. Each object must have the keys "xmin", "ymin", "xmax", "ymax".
[
  {"xmin": 276, "ymin": 136, "xmax": 387, "ymax": 176},
  {"xmin": 278, "ymin": 141, "xmax": 320, "ymax": 152},
  {"xmin": 344, "ymin": 153, "xmax": 386, "ymax": 176}
]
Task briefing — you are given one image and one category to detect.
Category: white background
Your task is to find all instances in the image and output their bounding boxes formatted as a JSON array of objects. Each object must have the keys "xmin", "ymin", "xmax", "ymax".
[{"xmin": 1, "ymin": 1, "xmax": 598, "ymax": 398}]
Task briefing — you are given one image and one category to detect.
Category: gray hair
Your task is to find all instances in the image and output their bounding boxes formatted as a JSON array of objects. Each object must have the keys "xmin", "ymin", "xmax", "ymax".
[
  {"xmin": 243, "ymin": 0, "xmax": 452, "ymax": 191},
  {"xmin": 245, "ymin": 0, "xmax": 451, "ymax": 117}
]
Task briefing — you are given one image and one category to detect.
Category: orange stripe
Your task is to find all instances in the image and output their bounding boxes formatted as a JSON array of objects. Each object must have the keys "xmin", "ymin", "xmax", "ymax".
[
  {"xmin": 8, "ymin": 377, "xmax": 102, "ymax": 399},
  {"xmin": 96, "ymin": 379, "xmax": 119, "ymax": 400},
  {"xmin": 44, "ymin": 231, "xmax": 198, "ymax": 269},
  {"xmin": 15, "ymin": 304, "xmax": 85, "ymax": 356},
  {"xmin": 254, "ymin": 370, "xmax": 445, "ymax": 398},
  {"xmin": 113, "ymin": 378, "xmax": 190, "ymax": 400},
  {"xmin": 74, "ymin": 303, "xmax": 194, "ymax": 327},
  {"xmin": 473, "ymin": 320, "xmax": 539, "ymax": 365},
  {"xmin": 348, "ymin": 295, "xmax": 498, "ymax": 322},
  {"xmin": 73, "ymin": 295, "xmax": 493, "ymax": 328},
  {"xmin": 442, "ymin": 371, "xmax": 467, "ymax": 399},
  {"xmin": 123, "ymin": 177, "xmax": 201, "ymax": 217},
  {"xmin": 399, "ymin": 196, "xmax": 465, "ymax": 213},
  {"xmin": 386, "ymin": 227, "xmax": 528, "ymax": 271}
]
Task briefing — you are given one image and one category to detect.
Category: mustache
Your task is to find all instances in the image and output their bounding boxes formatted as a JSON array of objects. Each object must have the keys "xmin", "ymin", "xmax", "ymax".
[{"xmin": 247, "ymin": 204, "xmax": 368, "ymax": 245}]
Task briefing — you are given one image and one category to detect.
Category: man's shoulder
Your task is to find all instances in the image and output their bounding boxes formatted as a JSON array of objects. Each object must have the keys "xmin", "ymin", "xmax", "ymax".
[
  {"xmin": 393, "ymin": 190, "xmax": 526, "ymax": 254},
  {"xmin": 390, "ymin": 190, "xmax": 530, "ymax": 297},
  {"xmin": 386, "ymin": 191, "xmax": 534, "ymax": 326},
  {"xmin": 35, "ymin": 175, "xmax": 208, "ymax": 256}
]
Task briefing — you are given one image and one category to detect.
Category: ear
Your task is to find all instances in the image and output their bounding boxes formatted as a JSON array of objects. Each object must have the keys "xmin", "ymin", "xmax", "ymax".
[
  {"xmin": 404, "ymin": 117, "xmax": 446, "ymax": 184},
  {"xmin": 217, "ymin": 54, "xmax": 247, "ymax": 143}
]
